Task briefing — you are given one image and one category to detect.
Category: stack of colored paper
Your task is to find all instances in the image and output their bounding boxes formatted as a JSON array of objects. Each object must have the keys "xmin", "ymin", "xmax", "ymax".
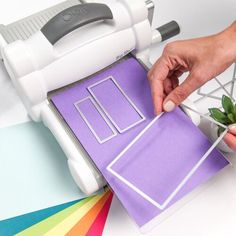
[{"xmin": 0, "ymin": 189, "xmax": 113, "ymax": 236}]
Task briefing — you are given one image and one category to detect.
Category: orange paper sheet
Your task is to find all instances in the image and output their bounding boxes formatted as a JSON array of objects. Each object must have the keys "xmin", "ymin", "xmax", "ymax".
[
  {"xmin": 86, "ymin": 193, "xmax": 113, "ymax": 236},
  {"xmin": 66, "ymin": 191, "xmax": 111, "ymax": 236}
]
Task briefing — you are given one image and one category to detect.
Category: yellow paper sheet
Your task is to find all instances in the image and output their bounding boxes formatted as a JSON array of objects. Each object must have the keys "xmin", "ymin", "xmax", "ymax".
[
  {"xmin": 15, "ymin": 197, "xmax": 93, "ymax": 236},
  {"xmin": 44, "ymin": 193, "xmax": 105, "ymax": 236}
]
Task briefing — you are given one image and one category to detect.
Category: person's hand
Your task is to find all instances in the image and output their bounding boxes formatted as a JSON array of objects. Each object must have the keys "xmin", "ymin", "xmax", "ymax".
[
  {"xmin": 224, "ymin": 125, "xmax": 236, "ymax": 151},
  {"xmin": 148, "ymin": 21, "xmax": 236, "ymax": 115}
]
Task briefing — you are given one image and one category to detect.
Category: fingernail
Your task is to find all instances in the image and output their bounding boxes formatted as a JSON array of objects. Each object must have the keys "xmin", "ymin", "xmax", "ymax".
[
  {"xmin": 164, "ymin": 101, "xmax": 175, "ymax": 112},
  {"xmin": 229, "ymin": 124, "xmax": 236, "ymax": 132}
]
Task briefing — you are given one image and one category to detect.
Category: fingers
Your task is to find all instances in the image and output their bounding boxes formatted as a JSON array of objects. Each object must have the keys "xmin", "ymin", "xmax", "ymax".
[
  {"xmin": 163, "ymin": 72, "xmax": 202, "ymax": 112},
  {"xmin": 149, "ymin": 78, "xmax": 164, "ymax": 115},
  {"xmin": 172, "ymin": 76, "xmax": 179, "ymax": 89},
  {"xmin": 148, "ymin": 58, "xmax": 170, "ymax": 115},
  {"xmin": 229, "ymin": 124, "xmax": 236, "ymax": 135},
  {"xmin": 224, "ymin": 125, "xmax": 236, "ymax": 151},
  {"xmin": 148, "ymin": 57, "xmax": 170, "ymax": 82},
  {"xmin": 224, "ymin": 133, "xmax": 236, "ymax": 151},
  {"xmin": 163, "ymin": 78, "xmax": 173, "ymax": 94},
  {"xmin": 148, "ymin": 49, "xmax": 189, "ymax": 114}
]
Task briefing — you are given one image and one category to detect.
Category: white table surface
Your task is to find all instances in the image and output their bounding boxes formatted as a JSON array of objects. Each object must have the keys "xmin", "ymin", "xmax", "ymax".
[{"xmin": 0, "ymin": 0, "xmax": 236, "ymax": 235}]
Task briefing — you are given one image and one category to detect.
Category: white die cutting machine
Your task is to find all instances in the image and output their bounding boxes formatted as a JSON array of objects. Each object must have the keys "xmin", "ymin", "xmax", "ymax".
[{"xmin": 0, "ymin": 0, "xmax": 200, "ymax": 195}]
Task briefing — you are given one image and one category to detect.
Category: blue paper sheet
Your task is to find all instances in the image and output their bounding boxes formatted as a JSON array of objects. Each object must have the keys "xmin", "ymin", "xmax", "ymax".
[{"xmin": 0, "ymin": 199, "xmax": 82, "ymax": 236}]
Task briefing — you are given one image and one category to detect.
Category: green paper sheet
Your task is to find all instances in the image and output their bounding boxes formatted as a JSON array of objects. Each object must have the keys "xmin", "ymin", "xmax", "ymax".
[{"xmin": 15, "ymin": 197, "xmax": 93, "ymax": 236}]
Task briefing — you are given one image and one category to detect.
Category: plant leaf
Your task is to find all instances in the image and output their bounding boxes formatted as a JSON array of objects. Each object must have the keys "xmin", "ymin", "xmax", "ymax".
[
  {"xmin": 222, "ymin": 95, "xmax": 234, "ymax": 114},
  {"xmin": 209, "ymin": 108, "xmax": 230, "ymax": 124},
  {"xmin": 227, "ymin": 113, "xmax": 235, "ymax": 123},
  {"xmin": 218, "ymin": 126, "xmax": 226, "ymax": 137},
  {"xmin": 233, "ymin": 104, "xmax": 236, "ymax": 120}
]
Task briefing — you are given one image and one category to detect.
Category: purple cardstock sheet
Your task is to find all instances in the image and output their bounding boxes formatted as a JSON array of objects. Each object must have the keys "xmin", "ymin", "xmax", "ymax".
[
  {"xmin": 88, "ymin": 76, "xmax": 145, "ymax": 132},
  {"xmin": 51, "ymin": 57, "xmax": 229, "ymax": 227},
  {"xmin": 109, "ymin": 110, "xmax": 227, "ymax": 208},
  {"xmin": 74, "ymin": 97, "xmax": 116, "ymax": 143}
]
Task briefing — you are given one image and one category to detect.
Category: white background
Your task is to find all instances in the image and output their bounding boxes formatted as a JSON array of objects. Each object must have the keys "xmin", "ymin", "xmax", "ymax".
[{"xmin": 0, "ymin": 0, "xmax": 236, "ymax": 235}]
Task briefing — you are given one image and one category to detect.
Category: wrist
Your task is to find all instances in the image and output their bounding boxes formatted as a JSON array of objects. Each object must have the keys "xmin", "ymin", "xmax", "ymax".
[
  {"xmin": 227, "ymin": 20, "xmax": 236, "ymax": 35},
  {"xmin": 218, "ymin": 21, "xmax": 236, "ymax": 63}
]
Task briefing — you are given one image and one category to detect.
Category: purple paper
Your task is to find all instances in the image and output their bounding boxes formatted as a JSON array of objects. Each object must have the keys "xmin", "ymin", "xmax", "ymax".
[
  {"xmin": 88, "ymin": 77, "xmax": 144, "ymax": 132},
  {"xmin": 75, "ymin": 98, "xmax": 115, "ymax": 142},
  {"xmin": 51, "ymin": 57, "xmax": 229, "ymax": 227},
  {"xmin": 110, "ymin": 110, "xmax": 224, "ymax": 206}
]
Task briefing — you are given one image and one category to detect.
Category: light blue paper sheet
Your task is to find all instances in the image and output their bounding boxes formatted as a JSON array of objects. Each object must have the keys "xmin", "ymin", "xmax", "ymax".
[{"xmin": 0, "ymin": 122, "xmax": 85, "ymax": 220}]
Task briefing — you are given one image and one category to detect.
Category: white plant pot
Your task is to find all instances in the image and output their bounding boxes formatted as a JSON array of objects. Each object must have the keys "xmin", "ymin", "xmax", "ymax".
[{"xmin": 210, "ymin": 123, "xmax": 233, "ymax": 153}]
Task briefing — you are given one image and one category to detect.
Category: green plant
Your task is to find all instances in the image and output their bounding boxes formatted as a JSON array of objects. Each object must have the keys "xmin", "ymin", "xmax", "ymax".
[{"xmin": 209, "ymin": 95, "xmax": 236, "ymax": 136}]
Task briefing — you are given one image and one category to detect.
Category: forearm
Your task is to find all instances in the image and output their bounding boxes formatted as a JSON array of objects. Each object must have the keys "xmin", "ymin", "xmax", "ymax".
[{"xmin": 217, "ymin": 20, "xmax": 236, "ymax": 63}]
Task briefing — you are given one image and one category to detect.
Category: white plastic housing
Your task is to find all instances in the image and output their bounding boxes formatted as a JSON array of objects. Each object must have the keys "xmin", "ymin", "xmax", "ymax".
[
  {"xmin": 1, "ymin": 0, "xmax": 151, "ymax": 122},
  {"xmin": 0, "ymin": 0, "xmax": 186, "ymax": 195},
  {"xmin": 0, "ymin": 0, "xmax": 153, "ymax": 195},
  {"xmin": 41, "ymin": 101, "xmax": 106, "ymax": 195}
]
